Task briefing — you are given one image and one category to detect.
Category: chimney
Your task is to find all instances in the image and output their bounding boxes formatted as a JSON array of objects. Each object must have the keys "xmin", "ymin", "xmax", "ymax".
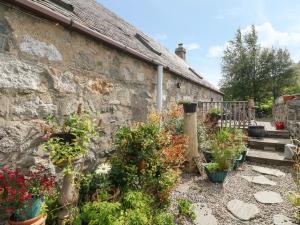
[{"xmin": 175, "ymin": 43, "xmax": 186, "ymax": 61}]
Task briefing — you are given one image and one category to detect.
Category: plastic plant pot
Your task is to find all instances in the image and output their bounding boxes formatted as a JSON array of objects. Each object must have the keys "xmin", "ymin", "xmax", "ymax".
[
  {"xmin": 204, "ymin": 164, "xmax": 229, "ymax": 183},
  {"xmin": 183, "ymin": 103, "xmax": 197, "ymax": 113}
]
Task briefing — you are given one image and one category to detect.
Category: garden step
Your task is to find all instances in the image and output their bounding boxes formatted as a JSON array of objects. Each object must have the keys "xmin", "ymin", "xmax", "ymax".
[
  {"xmin": 264, "ymin": 130, "xmax": 290, "ymax": 139},
  {"xmin": 246, "ymin": 149, "xmax": 293, "ymax": 166},
  {"xmin": 248, "ymin": 137, "xmax": 291, "ymax": 152}
]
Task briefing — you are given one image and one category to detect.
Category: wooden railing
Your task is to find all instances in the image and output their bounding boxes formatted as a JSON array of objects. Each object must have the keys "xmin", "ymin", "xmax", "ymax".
[{"xmin": 198, "ymin": 101, "xmax": 255, "ymax": 129}]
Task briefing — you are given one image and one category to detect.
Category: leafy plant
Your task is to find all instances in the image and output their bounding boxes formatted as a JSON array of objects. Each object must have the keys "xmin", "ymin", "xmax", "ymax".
[
  {"xmin": 42, "ymin": 112, "xmax": 97, "ymax": 172},
  {"xmin": 153, "ymin": 212, "xmax": 176, "ymax": 225},
  {"xmin": 177, "ymin": 198, "xmax": 196, "ymax": 221},
  {"xmin": 208, "ymin": 108, "xmax": 221, "ymax": 118},
  {"xmin": 205, "ymin": 162, "xmax": 220, "ymax": 172},
  {"xmin": 111, "ymin": 118, "xmax": 186, "ymax": 202}
]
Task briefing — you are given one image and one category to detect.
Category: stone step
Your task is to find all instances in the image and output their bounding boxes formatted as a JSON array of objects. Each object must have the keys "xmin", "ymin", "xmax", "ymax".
[
  {"xmin": 248, "ymin": 137, "xmax": 291, "ymax": 152},
  {"xmin": 246, "ymin": 149, "xmax": 293, "ymax": 166},
  {"xmin": 264, "ymin": 130, "xmax": 290, "ymax": 139}
]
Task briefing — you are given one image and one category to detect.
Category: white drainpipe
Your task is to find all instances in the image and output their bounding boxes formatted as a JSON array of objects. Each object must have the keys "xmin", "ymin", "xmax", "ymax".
[{"xmin": 156, "ymin": 65, "xmax": 164, "ymax": 112}]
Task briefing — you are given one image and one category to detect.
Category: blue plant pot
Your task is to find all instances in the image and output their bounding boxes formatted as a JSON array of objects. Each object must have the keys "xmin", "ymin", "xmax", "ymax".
[
  {"xmin": 204, "ymin": 164, "xmax": 229, "ymax": 183},
  {"xmin": 13, "ymin": 196, "xmax": 44, "ymax": 221}
]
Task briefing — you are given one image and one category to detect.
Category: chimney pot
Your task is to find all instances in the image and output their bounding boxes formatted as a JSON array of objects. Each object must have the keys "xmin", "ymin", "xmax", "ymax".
[{"xmin": 175, "ymin": 43, "xmax": 186, "ymax": 61}]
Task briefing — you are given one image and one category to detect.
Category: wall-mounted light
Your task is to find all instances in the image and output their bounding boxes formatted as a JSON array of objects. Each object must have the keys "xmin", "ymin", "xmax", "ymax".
[{"xmin": 176, "ymin": 82, "xmax": 181, "ymax": 88}]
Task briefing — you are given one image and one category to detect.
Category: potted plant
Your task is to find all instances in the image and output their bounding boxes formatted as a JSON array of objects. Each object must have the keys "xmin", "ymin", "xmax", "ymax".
[
  {"xmin": 42, "ymin": 111, "xmax": 96, "ymax": 168},
  {"xmin": 207, "ymin": 108, "xmax": 221, "ymax": 123},
  {"xmin": 178, "ymin": 100, "xmax": 197, "ymax": 113},
  {"xmin": 0, "ymin": 165, "xmax": 55, "ymax": 225},
  {"xmin": 204, "ymin": 146, "xmax": 233, "ymax": 183},
  {"xmin": 275, "ymin": 121, "xmax": 285, "ymax": 130}
]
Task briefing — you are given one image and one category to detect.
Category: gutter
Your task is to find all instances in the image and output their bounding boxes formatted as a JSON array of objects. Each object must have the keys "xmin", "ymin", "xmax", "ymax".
[{"xmin": 2, "ymin": 0, "xmax": 223, "ymax": 95}]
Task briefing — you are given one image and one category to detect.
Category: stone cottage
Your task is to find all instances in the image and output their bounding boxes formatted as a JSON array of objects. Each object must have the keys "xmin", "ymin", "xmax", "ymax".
[{"xmin": 0, "ymin": 0, "xmax": 223, "ymax": 168}]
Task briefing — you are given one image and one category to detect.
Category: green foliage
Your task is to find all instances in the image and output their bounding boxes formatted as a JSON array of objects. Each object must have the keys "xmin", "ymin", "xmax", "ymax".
[
  {"xmin": 153, "ymin": 212, "xmax": 176, "ymax": 225},
  {"xmin": 177, "ymin": 199, "xmax": 196, "ymax": 221},
  {"xmin": 205, "ymin": 162, "xmax": 220, "ymax": 172},
  {"xmin": 208, "ymin": 128, "xmax": 246, "ymax": 171},
  {"xmin": 110, "ymin": 121, "xmax": 183, "ymax": 203},
  {"xmin": 220, "ymin": 25, "xmax": 296, "ymax": 104},
  {"xmin": 43, "ymin": 112, "xmax": 97, "ymax": 168},
  {"xmin": 77, "ymin": 190, "xmax": 174, "ymax": 225},
  {"xmin": 209, "ymin": 108, "xmax": 221, "ymax": 118},
  {"xmin": 45, "ymin": 189, "xmax": 60, "ymax": 225},
  {"xmin": 79, "ymin": 201, "xmax": 122, "ymax": 225}
]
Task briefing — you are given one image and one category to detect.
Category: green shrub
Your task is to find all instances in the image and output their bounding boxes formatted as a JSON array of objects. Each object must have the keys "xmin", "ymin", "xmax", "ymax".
[
  {"xmin": 177, "ymin": 199, "xmax": 196, "ymax": 221},
  {"xmin": 153, "ymin": 212, "xmax": 176, "ymax": 225},
  {"xmin": 205, "ymin": 162, "xmax": 220, "ymax": 172},
  {"xmin": 79, "ymin": 201, "xmax": 122, "ymax": 225}
]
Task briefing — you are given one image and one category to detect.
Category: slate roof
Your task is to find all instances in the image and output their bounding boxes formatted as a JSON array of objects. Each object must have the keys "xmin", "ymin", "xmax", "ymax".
[{"xmin": 30, "ymin": 0, "xmax": 221, "ymax": 94}]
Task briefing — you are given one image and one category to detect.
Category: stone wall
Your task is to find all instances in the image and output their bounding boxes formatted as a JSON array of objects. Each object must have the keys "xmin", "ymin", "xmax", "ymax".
[
  {"xmin": 274, "ymin": 96, "xmax": 300, "ymax": 140},
  {"xmin": 0, "ymin": 4, "xmax": 222, "ymax": 170}
]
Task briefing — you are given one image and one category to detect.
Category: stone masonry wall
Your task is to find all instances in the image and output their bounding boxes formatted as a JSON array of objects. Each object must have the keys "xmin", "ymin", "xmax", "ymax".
[{"xmin": 0, "ymin": 4, "xmax": 222, "ymax": 170}]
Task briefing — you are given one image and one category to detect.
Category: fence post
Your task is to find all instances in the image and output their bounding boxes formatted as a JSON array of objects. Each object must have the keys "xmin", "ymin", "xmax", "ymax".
[{"xmin": 183, "ymin": 107, "xmax": 200, "ymax": 172}]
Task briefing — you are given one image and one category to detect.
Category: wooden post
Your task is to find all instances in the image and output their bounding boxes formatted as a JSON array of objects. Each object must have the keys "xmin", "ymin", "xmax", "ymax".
[{"xmin": 183, "ymin": 108, "xmax": 200, "ymax": 172}]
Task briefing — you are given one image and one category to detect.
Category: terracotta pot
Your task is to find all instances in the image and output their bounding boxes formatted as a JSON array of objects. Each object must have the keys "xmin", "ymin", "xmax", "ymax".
[{"xmin": 8, "ymin": 214, "xmax": 46, "ymax": 225}]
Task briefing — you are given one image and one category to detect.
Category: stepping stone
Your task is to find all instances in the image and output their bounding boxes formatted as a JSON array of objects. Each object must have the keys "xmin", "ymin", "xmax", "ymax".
[
  {"xmin": 193, "ymin": 203, "xmax": 218, "ymax": 225},
  {"xmin": 273, "ymin": 214, "xmax": 297, "ymax": 225},
  {"xmin": 227, "ymin": 199, "xmax": 259, "ymax": 221},
  {"xmin": 252, "ymin": 165, "xmax": 285, "ymax": 177},
  {"xmin": 241, "ymin": 175, "xmax": 276, "ymax": 186},
  {"xmin": 254, "ymin": 191, "xmax": 283, "ymax": 204},
  {"xmin": 176, "ymin": 181, "xmax": 192, "ymax": 193}
]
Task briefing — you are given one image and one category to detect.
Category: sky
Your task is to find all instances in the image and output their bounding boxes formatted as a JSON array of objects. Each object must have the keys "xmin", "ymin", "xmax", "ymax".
[{"xmin": 98, "ymin": 0, "xmax": 300, "ymax": 87}]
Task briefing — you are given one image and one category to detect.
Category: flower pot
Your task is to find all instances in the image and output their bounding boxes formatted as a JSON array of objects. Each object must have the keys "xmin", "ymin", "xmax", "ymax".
[
  {"xmin": 248, "ymin": 126, "xmax": 265, "ymax": 138},
  {"xmin": 50, "ymin": 132, "xmax": 76, "ymax": 144},
  {"xmin": 8, "ymin": 214, "xmax": 46, "ymax": 225},
  {"xmin": 275, "ymin": 121, "xmax": 285, "ymax": 130},
  {"xmin": 183, "ymin": 103, "xmax": 197, "ymax": 113},
  {"xmin": 13, "ymin": 197, "xmax": 44, "ymax": 222},
  {"xmin": 204, "ymin": 164, "xmax": 228, "ymax": 183}
]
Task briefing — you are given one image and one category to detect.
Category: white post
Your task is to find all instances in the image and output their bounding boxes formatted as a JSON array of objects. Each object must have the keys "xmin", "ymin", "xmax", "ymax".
[{"xmin": 156, "ymin": 65, "xmax": 163, "ymax": 112}]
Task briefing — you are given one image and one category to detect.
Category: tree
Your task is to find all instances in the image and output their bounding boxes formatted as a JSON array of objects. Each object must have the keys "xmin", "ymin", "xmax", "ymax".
[{"xmin": 220, "ymin": 25, "xmax": 296, "ymax": 104}]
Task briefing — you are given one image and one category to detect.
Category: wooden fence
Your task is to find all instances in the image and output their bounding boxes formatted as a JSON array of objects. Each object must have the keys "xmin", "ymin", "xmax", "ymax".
[{"xmin": 198, "ymin": 101, "xmax": 255, "ymax": 129}]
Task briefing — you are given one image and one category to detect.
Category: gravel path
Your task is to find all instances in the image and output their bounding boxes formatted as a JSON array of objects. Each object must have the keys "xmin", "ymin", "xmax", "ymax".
[{"xmin": 170, "ymin": 162, "xmax": 298, "ymax": 225}]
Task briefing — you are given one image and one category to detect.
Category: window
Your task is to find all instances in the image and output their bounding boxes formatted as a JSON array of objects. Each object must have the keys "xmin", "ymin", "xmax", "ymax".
[
  {"xmin": 135, "ymin": 33, "xmax": 162, "ymax": 56},
  {"xmin": 49, "ymin": 0, "xmax": 74, "ymax": 12}
]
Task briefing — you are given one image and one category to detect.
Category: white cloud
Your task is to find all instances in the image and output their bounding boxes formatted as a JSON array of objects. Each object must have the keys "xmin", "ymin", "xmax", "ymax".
[
  {"xmin": 206, "ymin": 23, "xmax": 300, "ymax": 62},
  {"xmin": 207, "ymin": 42, "xmax": 230, "ymax": 58},
  {"xmin": 185, "ymin": 43, "xmax": 200, "ymax": 51},
  {"xmin": 242, "ymin": 22, "xmax": 300, "ymax": 61},
  {"xmin": 207, "ymin": 45, "xmax": 224, "ymax": 58}
]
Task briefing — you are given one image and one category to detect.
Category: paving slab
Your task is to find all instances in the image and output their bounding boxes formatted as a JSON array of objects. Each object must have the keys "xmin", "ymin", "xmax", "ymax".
[
  {"xmin": 241, "ymin": 175, "xmax": 276, "ymax": 186},
  {"xmin": 227, "ymin": 199, "xmax": 260, "ymax": 221},
  {"xmin": 273, "ymin": 214, "xmax": 297, "ymax": 225},
  {"xmin": 254, "ymin": 191, "xmax": 283, "ymax": 204},
  {"xmin": 193, "ymin": 203, "xmax": 218, "ymax": 225},
  {"xmin": 176, "ymin": 181, "xmax": 192, "ymax": 193},
  {"xmin": 252, "ymin": 165, "xmax": 285, "ymax": 177}
]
